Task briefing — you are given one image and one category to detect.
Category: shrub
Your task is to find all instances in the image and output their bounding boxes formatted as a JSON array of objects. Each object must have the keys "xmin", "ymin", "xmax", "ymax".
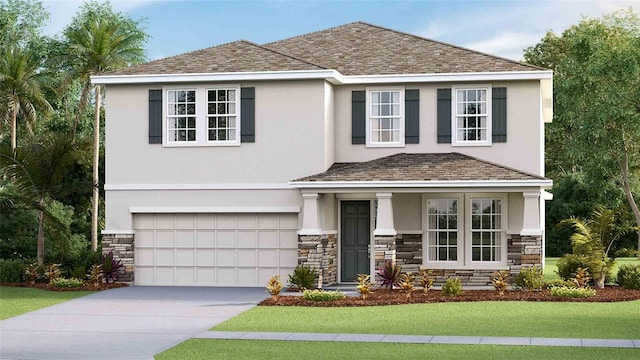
[
  {"xmin": 442, "ymin": 277, "xmax": 463, "ymax": 297},
  {"xmin": 88, "ymin": 264, "xmax": 104, "ymax": 287},
  {"xmin": 515, "ymin": 265, "xmax": 544, "ymax": 291},
  {"xmin": 398, "ymin": 272, "xmax": 415, "ymax": 300},
  {"xmin": 418, "ymin": 269, "xmax": 434, "ymax": 293},
  {"xmin": 0, "ymin": 258, "xmax": 27, "ymax": 282},
  {"xmin": 550, "ymin": 286, "xmax": 597, "ymax": 298},
  {"xmin": 70, "ymin": 266, "xmax": 87, "ymax": 280},
  {"xmin": 45, "ymin": 263, "xmax": 62, "ymax": 283},
  {"xmin": 492, "ymin": 270, "xmax": 510, "ymax": 296},
  {"xmin": 617, "ymin": 264, "xmax": 640, "ymax": 290},
  {"xmin": 556, "ymin": 254, "xmax": 613, "ymax": 285},
  {"xmin": 572, "ymin": 267, "xmax": 591, "ymax": 289},
  {"xmin": 288, "ymin": 265, "xmax": 317, "ymax": 291},
  {"xmin": 50, "ymin": 277, "xmax": 85, "ymax": 288},
  {"xmin": 377, "ymin": 260, "xmax": 402, "ymax": 289},
  {"xmin": 24, "ymin": 262, "xmax": 42, "ymax": 284},
  {"xmin": 356, "ymin": 274, "xmax": 372, "ymax": 300},
  {"xmin": 102, "ymin": 251, "xmax": 123, "ymax": 283},
  {"xmin": 543, "ymin": 279, "xmax": 577, "ymax": 289},
  {"xmin": 302, "ymin": 289, "xmax": 345, "ymax": 301},
  {"xmin": 266, "ymin": 275, "xmax": 284, "ymax": 301}
]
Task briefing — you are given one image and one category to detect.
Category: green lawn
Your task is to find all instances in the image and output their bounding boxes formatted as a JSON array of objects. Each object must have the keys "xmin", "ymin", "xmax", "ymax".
[
  {"xmin": 213, "ymin": 301, "xmax": 640, "ymax": 339},
  {"xmin": 155, "ymin": 339, "xmax": 640, "ymax": 360},
  {"xmin": 545, "ymin": 257, "xmax": 640, "ymax": 281},
  {"xmin": 0, "ymin": 286, "xmax": 93, "ymax": 320}
]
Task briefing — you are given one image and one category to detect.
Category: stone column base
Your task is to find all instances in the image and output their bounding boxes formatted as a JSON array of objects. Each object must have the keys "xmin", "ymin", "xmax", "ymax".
[
  {"xmin": 297, "ymin": 234, "xmax": 337, "ymax": 288},
  {"xmin": 101, "ymin": 233, "xmax": 134, "ymax": 283},
  {"xmin": 374, "ymin": 235, "xmax": 396, "ymax": 283}
]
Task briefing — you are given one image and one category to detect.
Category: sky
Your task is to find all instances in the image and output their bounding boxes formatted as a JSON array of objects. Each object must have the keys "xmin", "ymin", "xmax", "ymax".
[{"xmin": 40, "ymin": 0, "xmax": 639, "ymax": 61}]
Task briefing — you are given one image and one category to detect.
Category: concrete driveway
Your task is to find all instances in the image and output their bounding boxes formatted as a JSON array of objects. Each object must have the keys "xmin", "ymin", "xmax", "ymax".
[{"xmin": 0, "ymin": 286, "xmax": 267, "ymax": 360}]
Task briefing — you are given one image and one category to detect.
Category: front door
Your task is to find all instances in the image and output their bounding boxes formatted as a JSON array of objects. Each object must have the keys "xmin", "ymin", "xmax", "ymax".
[{"xmin": 341, "ymin": 201, "xmax": 370, "ymax": 282}]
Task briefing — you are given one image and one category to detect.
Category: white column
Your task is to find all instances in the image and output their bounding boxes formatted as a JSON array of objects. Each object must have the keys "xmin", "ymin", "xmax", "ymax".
[
  {"xmin": 299, "ymin": 193, "xmax": 321, "ymax": 235},
  {"xmin": 374, "ymin": 192, "xmax": 396, "ymax": 236},
  {"xmin": 521, "ymin": 191, "xmax": 542, "ymax": 236}
]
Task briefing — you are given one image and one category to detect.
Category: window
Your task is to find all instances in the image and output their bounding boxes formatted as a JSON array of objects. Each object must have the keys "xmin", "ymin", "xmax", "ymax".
[
  {"xmin": 423, "ymin": 194, "xmax": 506, "ymax": 269},
  {"xmin": 164, "ymin": 86, "xmax": 240, "ymax": 146},
  {"xmin": 426, "ymin": 199, "xmax": 459, "ymax": 262},
  {"xmin": 452, "ymin": 86, "xmax": 491, "ymax": 146},
  {"xmin": 366, "ymin": 88, "xmax": 404, "ymax": 147},
  {"xmin": 167, "ymin": 90, "xmax": 196, "ymax": 142},
  {"xmin": 207, "ymin": 89, "xmax": 237, "ymax": 142},
  {"xmin": 470, "ymin": 198, "xmax": 502, "ymax": 262}
]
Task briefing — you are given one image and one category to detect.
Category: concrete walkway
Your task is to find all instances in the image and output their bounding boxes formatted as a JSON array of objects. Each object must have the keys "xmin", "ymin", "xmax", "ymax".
[
  {"xmin": 197, "ymin": 331, "xmax": 640, "ymax": 349},
  {"xmin": 0, "ymin": 286, "xmax": 266, "ymax": 360}
]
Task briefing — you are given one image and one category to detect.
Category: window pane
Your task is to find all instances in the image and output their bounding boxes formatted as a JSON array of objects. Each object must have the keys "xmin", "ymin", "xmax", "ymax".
[
  {"xmin": 218, "ymin": 130, "xmax": 227, "ymax": 141},
  {"xmin": 429, "ymin": 246, "xmax": 437, "ymax": 261},
  {"xmin": 381, "ymin": 91, "xmax": 390, "ymax": 103},
  {"xmin": 482, "ymin": 247, "xmax": 491, "ymax": 261},
  {"xmin": 428, "ymin": 232, "xmax": 437, "ymax": 246},
  {"xmin": 228, "ymin": 90, "xmax": 235, "ymax": 101},
  {"xmin": 187, "ymin": 130, "xmax": 196, "ymax": 141},
  {"xmin": 186, "ymin": 91, "xmax": 195, "ymax": 102},
  {"xmin": 177, "ymin": 130, "xmax": 186, "ymax": 141},
  {"xmin": 472, "ymin": 247, "xmax": 480, "ymax": 261},
  {"xmin": 438, "ymin": 232, "xmax": 447, "ymax": 245},
  {"xmin": 450, "ymin": 232, "xmax": 457, "ymax": 245},
  {"xmin": 208, "ymin": 130, "xmax": 216, "ymax": 141},
  {"xmin": 472, "ymin": 232, "xmax": 480, "ymax": 245},
  {"xmin": 438, "ymin": 247, "xmax": 447, "ymax": 261},
  {"xmin": 187, "ymin": 117, "xmax": 196, "ymax": 128},
  {"xmin": 449, "ymin": 249, "xmax": 457, "ymax": 261}
]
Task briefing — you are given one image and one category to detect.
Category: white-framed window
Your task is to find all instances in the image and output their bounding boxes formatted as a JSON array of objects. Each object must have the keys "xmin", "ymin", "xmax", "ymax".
[
  {"xmin": 163, "ymin": 85, "xmax": 241, "ymax": 147},
  {"xmin": 422, "ymin": 194, "xmax": 507, "ymax": 269},
  {"xmin": 366, "ymin": 87, "xmax": 404, "ymax": 147},
  {"xmin": 426, "ymin": 198, "xmax": 461, "ymax": 263},
  {"xmin": 452, "ymin": 86, "xmax": 492, "ymax": 146},
  {"xmin": 469, "ymin": 198, "xmax": 503, "ymax": 263}
]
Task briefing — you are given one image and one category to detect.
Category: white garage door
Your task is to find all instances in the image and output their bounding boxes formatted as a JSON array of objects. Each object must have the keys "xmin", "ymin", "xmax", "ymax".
[{"xmin": 133, "ymin": 213, "xmax": 298, "ymax": 286}]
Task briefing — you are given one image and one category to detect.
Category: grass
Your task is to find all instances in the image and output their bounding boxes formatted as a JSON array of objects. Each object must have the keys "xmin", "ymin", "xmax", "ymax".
[
  {"xmin": 0, "ymin": 286, "xmax": 93, "ymax": 320},
  {"xmin": 155, "ymin": 339, "xmax": 640, "ymax": 360},
  {"xmin": 545, "ymin": 257, "xmax": 640, "ymax": 281},
  {"xmin": 213, "ymin": 301, "xmax": 640, "ymax": 339}
]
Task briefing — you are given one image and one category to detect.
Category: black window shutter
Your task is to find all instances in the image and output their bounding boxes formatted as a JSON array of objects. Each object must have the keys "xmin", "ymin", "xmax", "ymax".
[
  {"xmin": 352, "ymin": 90, "xmax": 366, "ymax": 144},
  {"xmin": 405, "ymin": 89, "xmax": 419, "ymax": 144},
  {"xmin": 437, "ymin": 89, "xmax": 452, "ymax": 143},
  {"xmin": 492, "ymin": 87, "xmax": 507, "ymax": 143},
  {"xmin": 241, "ymin": 87, "xmax": 255, "ymax": 143},
  {"xmin": 148, "ymin": 90, "xmax": 162, "ymax": 144}
]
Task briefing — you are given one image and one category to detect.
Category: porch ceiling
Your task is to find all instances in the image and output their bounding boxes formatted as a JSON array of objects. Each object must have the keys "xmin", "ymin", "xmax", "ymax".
[{"xmin": 291, "ymin": 153, "xmax": 549, "ymax": 185}]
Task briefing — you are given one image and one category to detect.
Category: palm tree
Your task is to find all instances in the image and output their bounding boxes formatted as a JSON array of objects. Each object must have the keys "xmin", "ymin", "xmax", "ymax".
[
  {"xmin": 0, "ymin": 134, "xmax": 89, "ymax": 264},
  {"xmin": 62, "ymin": 14, "xmax": 146, "ymax": 251},
  {"xmin": 0, "ymin": 46, "xmax": 52, "ymax": 152}
]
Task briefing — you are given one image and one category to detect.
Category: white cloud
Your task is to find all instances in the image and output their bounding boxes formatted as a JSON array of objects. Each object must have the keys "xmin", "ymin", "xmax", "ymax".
[{"xmin": 41, "ymin": 0, "xmax": 157, "ymax": 36}]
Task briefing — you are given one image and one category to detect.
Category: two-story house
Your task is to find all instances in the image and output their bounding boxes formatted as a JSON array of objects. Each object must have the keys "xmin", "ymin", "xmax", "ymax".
[{"xmin": 92, "ymin": 22, "xmax": 553, "ymax": 287}]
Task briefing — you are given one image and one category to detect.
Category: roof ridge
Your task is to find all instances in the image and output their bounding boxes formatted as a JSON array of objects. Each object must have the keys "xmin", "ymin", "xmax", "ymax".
[
  {"xmin": 355, "ymin": 22, "xmax": 547, "ymax": 71},
  {"xmin": 451, "ymin": 152, "xmax": 547, "ymax": 180},
  {"xmin": 243, "ymin": 40, "xmax": 328, "ymax": 70},
  {"xmin": 263, "ymin": 21, "xmax": 362, "ymax": 47}
]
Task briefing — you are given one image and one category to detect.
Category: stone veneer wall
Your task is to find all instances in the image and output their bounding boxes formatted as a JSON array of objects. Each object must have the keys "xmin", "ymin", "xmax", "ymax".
[
  {"xmin": 373, "ymin": 235, "xmax": 396, "ymax": 282},
  {"xmin": 389, "ymin": 233, "xmax": 543, "ymax": 285},
  {"xmin": 297, "ymin": 234, "xmax": 337, "ymax": 288},
  {"xmin": 101, "ymin": 233, "xmax": 134, "ymax": 283}
]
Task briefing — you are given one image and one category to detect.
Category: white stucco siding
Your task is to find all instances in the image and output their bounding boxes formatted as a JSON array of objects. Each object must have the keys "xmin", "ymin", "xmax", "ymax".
[
  {"xmin": 106, "ymin": 189, "xmax": 302, "ymax": 231},
  {"xmin": 104, "ymin": 80, "xmax": 328, "ymax": 186},
  {"xmin": 333, "ymin": 81, "xmax": 543, "ymax": 176}
]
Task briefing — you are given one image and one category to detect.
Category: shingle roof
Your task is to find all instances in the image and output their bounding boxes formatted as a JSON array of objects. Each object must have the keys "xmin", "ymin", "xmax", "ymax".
[
  {"xmin": 265, "ymin": 22, "xmax": 542, "ymax": 75},
  {"xmin": 106, "ymin": 22, "xmax": 545, "ymax": 76},
  {"xmin": 108, "ymin": 40, "xmax": 325, "ymax": 75},
  {"xmin": 292, "ymin": 153, "xmax": 547, "ymax": 182}
]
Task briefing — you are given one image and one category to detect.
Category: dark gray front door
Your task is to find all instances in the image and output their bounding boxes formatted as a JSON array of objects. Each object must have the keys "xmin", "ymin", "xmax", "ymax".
[{"xmin": 341, "ymin": 201, "xmax": 370, "ymax": 282}]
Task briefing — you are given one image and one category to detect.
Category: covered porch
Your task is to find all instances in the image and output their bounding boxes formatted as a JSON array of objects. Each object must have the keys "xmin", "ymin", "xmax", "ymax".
[{"xmin": 290, "ymin": 153, "xmax": 553, "ymax": 287}]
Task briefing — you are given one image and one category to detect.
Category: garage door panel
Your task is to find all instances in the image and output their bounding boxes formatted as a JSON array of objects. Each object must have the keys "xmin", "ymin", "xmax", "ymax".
[
  {"xmin": 196, "ymin": 249, "xmax": 215, "ymax": 266},
  {"xmin": 155, "ymin": 249, "xmax": 174, "ymax": 265},
  {"xmin": 237, "ymin": 231, "xmax": 257, "ymax": 248},
  {"xmin": 155, "ymin": 231, "xmax": 174, "ymax": 247},
  {"xmin": 217, "ymin": 231, "xmax": 236, "ymax": 248},
  {"xmin": 217, "ymin": 249, "xmax": 236, "ymax": 266},
  {"xmin": 196, "ymin": 231, "xmax": 214, "ymax": 247},
  {"xmin": 133, "ymin": 213, "xmax": 298, "ymax": 287}
]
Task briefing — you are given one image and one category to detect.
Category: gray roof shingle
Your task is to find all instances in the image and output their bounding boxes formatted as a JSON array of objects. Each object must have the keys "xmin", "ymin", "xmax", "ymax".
[
  {"xmin": 109, "ymin": 40, "xmax": 325, "ymax": 75},
  {"xmin": 292, "ymin": 153, "xmax": 547, "ymax": 182},
  {"xmin": 106, "ymin": 22, "xmax": 545, "ymax": 76}
]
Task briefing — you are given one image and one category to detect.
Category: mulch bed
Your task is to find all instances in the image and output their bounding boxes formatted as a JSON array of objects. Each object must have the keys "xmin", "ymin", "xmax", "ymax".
[
  {"xmin": 261, "ymin": 286, "xmax": 640, "ymax": 307},
  {"xmin": 0, "ymin": 282, "xmax": 128, "ymax": 292}
]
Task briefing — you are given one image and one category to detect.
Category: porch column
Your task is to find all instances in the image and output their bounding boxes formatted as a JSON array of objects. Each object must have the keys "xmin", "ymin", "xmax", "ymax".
[
  {"xmin": 299, "ymin": 192, "xmax": 321, "ymax": 235},
  {"xmin": 374, "ymin": 192, "xmax": 396, "ymax": 236},
  {"xmin": 521, "ymin": 191, "xmax": 542, "ymax": 236}
]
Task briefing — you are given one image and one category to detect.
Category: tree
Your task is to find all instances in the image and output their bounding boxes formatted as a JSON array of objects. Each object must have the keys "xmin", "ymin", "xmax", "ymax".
[
  {"xmin": 0, "ymin": 0, "xmax": 49, "ymax": 50},
  {"xmin": 0, "ymin": 46, "xmax": 52, "ymax": 152},
  {"xmin": 61, "ymin": 2, "xmax": 148, "ymax": 251},
  {"xmin": 0, "ymin": 134, "xmax": 89, "ymax": 264},
  {"xmin": 525, "ymin": 10, "xmax": 640, "ymax": 254},
  {"xmin": 562, "ymin": 207, "xmax": 635, "ymax": 288}
]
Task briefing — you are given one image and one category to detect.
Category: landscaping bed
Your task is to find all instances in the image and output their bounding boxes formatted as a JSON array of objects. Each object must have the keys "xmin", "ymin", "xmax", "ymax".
[
  {"xmin": 261, "ymin": 287, "xmax": 640, "ymax": 307},
  {"xmin": 0, "ymin": 282, "xmax": 127, "ymax": 292}
]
